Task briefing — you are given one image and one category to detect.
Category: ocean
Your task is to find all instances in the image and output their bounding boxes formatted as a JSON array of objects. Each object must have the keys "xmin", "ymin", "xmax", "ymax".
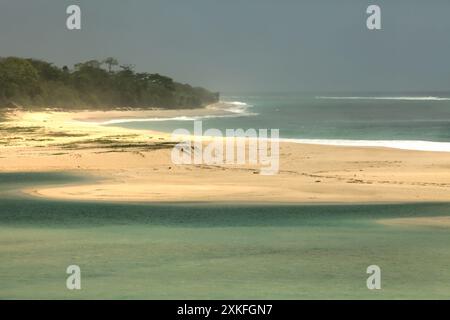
[{"xmin": 111, "ymin": 93, "xmax": 450, "ymax": 152}]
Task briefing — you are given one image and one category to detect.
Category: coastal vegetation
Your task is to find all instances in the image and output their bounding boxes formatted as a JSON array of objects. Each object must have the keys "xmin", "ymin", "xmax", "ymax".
[{"xmin": 0, "ymin": 57, "xmax": 219, "ymax": 110}]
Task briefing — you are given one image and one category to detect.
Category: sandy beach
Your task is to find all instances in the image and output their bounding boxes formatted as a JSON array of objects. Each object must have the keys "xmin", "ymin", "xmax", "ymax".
[{"xmin": 1, "ymin": 108, "xmax": 450, "ymax": 204}]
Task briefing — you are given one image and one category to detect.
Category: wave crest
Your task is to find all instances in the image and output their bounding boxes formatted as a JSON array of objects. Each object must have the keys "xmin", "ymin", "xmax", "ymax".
[
  {"xmin": 316, "ymin": 96, "xmax": 450, "ymax": 101},
  {"xmin": 210, "ymin": 101, "xmax": 256, "ymax": 115},
  {"xmin": 97, "ymin": 101, "xmax": 256, "ymax": 125}
]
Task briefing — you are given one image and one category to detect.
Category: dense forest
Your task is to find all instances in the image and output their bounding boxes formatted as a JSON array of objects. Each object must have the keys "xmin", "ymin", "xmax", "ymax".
[{"xmin": 0, "ymin": 57, "xmax": 219, "ymax": 110}]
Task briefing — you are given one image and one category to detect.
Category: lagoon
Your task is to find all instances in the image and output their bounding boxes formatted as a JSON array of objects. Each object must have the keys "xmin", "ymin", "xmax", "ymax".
[{"xmin": 1, "ymin": 172, "xmax": 450, "ymax": 299}]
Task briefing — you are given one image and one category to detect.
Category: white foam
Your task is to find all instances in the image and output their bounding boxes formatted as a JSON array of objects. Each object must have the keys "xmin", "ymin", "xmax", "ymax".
[
  {"xmin": 281, "ymin": 138, "xmax": 450, "ymax": 152},
  {"xmin": 98, "ymin": 114, "xmax": 248, "ymax": 125},
  {"xmin": 316, "ymin": 96, "xmax": 450, "ymax": 101},
  {"xmin": 226, "ymin": 101, "xmax": 249, "ymax": 106},
  {"xmin": 99, "ymin": 116, "xmax": 200, "ymax": 125},
  {"xmin": 214, "ymin": 101, "xmax": 255, "ymax": 115},
  {"xmin": 96, "ymin": 101, "xmax": 256, "ymax": 125}
]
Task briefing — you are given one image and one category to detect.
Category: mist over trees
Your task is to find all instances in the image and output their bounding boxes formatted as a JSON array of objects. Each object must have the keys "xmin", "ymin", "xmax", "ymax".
[{"xmin": 0, "ymin": 57, "xmax": 219, "ymax": 110}]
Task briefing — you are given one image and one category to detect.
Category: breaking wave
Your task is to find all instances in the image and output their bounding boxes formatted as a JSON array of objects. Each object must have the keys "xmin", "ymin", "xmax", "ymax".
[
  {"xmin": 96, "ymin": 101, "xmax": 256, "ymax": 125},
  {"xmin": 316, "ymin": 96, "xmax": 450, "ymax": 101},
  {"xmin": 281, "ymin": 138, "xmax": 450, "ymax": 152}
]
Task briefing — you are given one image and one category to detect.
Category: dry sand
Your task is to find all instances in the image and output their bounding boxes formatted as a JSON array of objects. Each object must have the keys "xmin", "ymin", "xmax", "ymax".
[{"xmin": 1, "ymin": 109, "xmax": 450, "ymax": 203}]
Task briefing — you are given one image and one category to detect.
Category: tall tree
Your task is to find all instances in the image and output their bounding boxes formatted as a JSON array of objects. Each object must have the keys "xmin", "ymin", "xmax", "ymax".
[
  {"xmin": 0, "ymin": 57, "xmax": 40, "ymax": 99},
  {"xmin": 103, "ymin": 57, "xmax": 119, "ymax": 73}
]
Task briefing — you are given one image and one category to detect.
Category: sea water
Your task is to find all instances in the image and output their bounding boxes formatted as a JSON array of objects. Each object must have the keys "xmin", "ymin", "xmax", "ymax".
[{"xmin": 110, "ymin": 93, "xmax": 450, "ymax": 151}]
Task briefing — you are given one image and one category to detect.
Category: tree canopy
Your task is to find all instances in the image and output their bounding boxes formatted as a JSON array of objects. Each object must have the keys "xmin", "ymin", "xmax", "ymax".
[{"xmin": 0, "ymin": 57, "xmax": 219, "ymax": 110}]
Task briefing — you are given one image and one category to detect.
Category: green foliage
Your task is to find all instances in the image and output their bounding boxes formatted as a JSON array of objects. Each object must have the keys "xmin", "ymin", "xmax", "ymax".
[
  {"xmin": 0, "ymin": 57, "xmax": 40, "ymax": 103},
  {"xmin": 0, "ymin": 57, "xmax": 219, "ymax": 109}
]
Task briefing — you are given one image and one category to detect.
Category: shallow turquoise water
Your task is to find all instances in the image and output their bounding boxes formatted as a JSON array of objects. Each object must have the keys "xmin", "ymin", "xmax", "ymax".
[{"xmin": 1, "ymin": 173, "xmax": 450, "ymax": 299}]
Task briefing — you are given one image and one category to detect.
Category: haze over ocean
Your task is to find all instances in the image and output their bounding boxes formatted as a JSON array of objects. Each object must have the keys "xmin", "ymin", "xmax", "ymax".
[{"xmin": 2, "ymin": 1, "xmax": 450, "ymax": 93}]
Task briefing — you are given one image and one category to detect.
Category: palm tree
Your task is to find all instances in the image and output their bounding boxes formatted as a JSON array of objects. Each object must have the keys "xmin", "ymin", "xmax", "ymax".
[{"xmin": 103, "ymin": 57, "xmax": 119, "ymax": 73}]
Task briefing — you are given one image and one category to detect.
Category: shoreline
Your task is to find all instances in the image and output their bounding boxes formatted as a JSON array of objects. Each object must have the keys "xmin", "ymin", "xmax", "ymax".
[
  {"xmin": 1, "ymin": 109, "xmax": 450, "ymax": 204},
  {"xmin": 17, "ymin": 185, "xmax": 450, "ymax": 206},
  {"xmin": 60, "ymin": 104, "xmax": 450, "ymax": 154},
  {"xmin": 71, "ymin": 101, "xmax": 239, "ymax": 124},
  {"xmin": 280, "ymin": 138, "xmax": 450, "ymax": 153}
]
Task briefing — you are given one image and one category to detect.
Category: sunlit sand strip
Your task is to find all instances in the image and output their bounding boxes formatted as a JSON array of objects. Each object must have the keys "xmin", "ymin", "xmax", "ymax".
[
  {"xmin": 3, "ymin": 109, "xmax": 450, "ymax": 203},
  {"xmin": 378, "ymin": 216, "xmax": 450, "ymax": 228}
]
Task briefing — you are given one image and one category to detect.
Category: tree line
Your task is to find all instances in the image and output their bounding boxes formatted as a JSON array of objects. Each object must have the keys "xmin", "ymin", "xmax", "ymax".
[{"xmin": 0, "ymin": 57, "xmax": 219, "ymax": 110}]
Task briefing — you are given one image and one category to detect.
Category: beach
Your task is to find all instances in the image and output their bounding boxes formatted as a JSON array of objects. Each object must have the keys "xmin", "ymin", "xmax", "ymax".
[
  {"xmin": 2, "ymin": 108, "xmax": 450, "ymax": 299},
  {"xmin": 4, "ymin": 1, "xmax": 450, "ymax": 301},
  {"xmin": 1, "ymin": 108, "xmax": 450, "ymax": 204}
]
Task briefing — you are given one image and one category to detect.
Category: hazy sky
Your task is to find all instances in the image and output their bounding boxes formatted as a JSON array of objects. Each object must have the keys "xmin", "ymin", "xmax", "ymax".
[{"xmin": 1, "ymin": 0, "xmax": 450, "ymax": 93}]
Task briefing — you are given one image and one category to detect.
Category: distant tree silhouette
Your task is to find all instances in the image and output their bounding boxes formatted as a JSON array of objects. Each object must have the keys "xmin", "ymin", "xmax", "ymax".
[{"xmin": 103, "ymin": 57, "xmax": 119, "ymax": 73}]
